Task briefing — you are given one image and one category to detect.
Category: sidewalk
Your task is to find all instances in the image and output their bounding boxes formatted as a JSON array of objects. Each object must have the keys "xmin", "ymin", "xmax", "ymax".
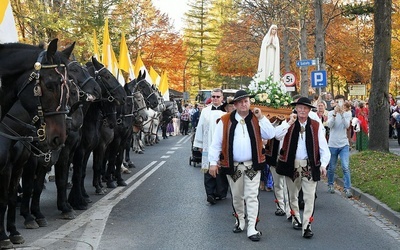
[{"xmin": 334, "ymin": 140, "xmax": 400, "ymax": 228}]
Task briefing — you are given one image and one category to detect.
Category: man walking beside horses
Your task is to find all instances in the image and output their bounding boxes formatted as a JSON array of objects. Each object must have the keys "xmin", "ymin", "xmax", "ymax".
[{"xmin": 208, "ymin": 90, "xmax": 275, "ymax": 241}]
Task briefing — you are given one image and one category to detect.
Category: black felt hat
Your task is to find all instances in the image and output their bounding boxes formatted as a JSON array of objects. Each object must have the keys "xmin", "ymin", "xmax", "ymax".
[
  {"xmin": 229, "ymin": 90, "xmax": 254, "ymax": 104},
  {"xmin": 290, "ymin": 97, "xmax": 315, "ymax": 109}
]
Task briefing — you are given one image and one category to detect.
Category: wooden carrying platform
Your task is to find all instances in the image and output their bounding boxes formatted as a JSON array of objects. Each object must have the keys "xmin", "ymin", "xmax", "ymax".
[{"xmin": 252, "ymin": 105, "xmax": 292, "ymax": 121}]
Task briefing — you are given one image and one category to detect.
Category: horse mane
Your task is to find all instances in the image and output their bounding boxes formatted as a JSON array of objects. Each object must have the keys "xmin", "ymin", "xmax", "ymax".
[{"xmin": 0, "ymin": 43, "xmax": 43, "ymax": 76}]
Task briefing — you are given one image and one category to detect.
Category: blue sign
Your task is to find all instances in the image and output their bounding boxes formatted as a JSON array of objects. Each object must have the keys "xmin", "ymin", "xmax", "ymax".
[
  {"xmin": 296, "ymin": 59, "xmax": 316, "ymax": 67},
  {"xmin": 311, "ymin": 70, "xmax": 327, "ymax": 88}
]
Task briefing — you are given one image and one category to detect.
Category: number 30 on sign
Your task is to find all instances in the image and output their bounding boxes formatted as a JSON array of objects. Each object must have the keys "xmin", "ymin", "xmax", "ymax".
[{"xmin": 283, "ymin": 72, "xmax": 296, "ymax": 87}]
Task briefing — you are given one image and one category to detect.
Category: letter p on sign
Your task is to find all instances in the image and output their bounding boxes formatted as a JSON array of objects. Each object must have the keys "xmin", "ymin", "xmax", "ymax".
[{"xmin": 311, "ymin": 70, "xmax": 327, "ymax": 88}]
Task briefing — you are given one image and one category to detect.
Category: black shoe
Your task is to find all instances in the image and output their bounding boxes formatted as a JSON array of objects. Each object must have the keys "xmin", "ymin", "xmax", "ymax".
[
  {"xmin": 207, "ymin": 195, "xmax": 216, "ymax": 205},
  {"xmin": 215, "ymin": 196, "xmax": 226, "ymax": 201},
  {"xmin": 303, "ymin": 228, "xmax": 314, "ymax": 238},
  {"xmin": 232, "ymin": 225, "xmax": 243, "ymax": 233},
  {"xmin": 248, "ymin": 232, "xmax": 261, "ymax": 242},
  {"xmin": 293, "ymin": 222, "xmax": 302, "ymax": 230},
  {"xmin": 275, "ymin": 208, "xmax": 286, "ymax": 216}
]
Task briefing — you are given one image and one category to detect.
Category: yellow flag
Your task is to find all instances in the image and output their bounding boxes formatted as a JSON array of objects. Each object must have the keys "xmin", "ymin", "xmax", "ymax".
[
  {"xmin": 149, "ymin": 66, "xmax": 161, "ymax": 87},
  {"xmin": 0, "ymin": 0, "xmax": 18, "ymax": 43},
  {"xmin": 118, "ymin": 33, "xmax": 135, "ymax": 81},
  {"xmin": 111, "ymin": 47, "xmax": 125, "ymax": 85},
  {"xmin": 102, "ymin": 19, "xmax": 124, "ymax": 85},
  {"xmin": 102, "ymin": 19, "xmax": 111, "ymax": 67},
  {"xmin": 134, "ymin": 51, "xmax": 145, "ymax": 78},
  {"xmin": 159, "ymin": 71, "xmax": 170, "ymax": 101},
  {"xmin": 93, "ymin": 30, "xmax": 100, "ymax": 59},
  {"xmin": 134, "ymin": 51, "xmax": 152, "ymax": 84}
]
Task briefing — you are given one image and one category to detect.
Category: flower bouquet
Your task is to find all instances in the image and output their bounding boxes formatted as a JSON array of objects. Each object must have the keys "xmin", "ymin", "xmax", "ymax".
[{"xmin": 247, "ymin": 75, "xmax": 293, "ymax": 121}]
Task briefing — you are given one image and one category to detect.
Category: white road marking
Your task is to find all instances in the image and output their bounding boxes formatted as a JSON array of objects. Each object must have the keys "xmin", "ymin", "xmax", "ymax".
[
  {"xmin": 30, "ymin": 161, "xmax": 165, "ymax": 250},
  {"xmin": 166, "ymin": 151, "xmax": 174, "ymax": 154},
  {"xmin": 161, "ymin": 155, "xmax": 170, "ymax": 158}
]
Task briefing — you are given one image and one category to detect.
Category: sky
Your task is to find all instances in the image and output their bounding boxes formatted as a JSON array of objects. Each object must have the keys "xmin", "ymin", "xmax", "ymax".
[{"xmin": 152, "ymin": 0, "xmax": 189, "ymax": 31}]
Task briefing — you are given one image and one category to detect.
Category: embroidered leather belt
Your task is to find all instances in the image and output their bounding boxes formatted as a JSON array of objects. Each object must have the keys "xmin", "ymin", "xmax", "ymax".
[{"xmin": 234, "ymin": 161, "xmax": 252, "ymax": 167}]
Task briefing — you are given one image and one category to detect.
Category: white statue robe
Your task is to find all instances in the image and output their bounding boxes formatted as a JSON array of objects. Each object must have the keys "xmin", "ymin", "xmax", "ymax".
[
  {"xmin": 193, "ymin": 105, "xmax": 225, "ymax": 172},
  {"xmin": 254, "ymin": 25, "xmax": 282, "ymax": 89}
]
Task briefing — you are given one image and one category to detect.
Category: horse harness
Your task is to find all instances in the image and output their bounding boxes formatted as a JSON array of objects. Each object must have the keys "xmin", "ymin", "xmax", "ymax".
[
  {"xmin": 134, "ymin": 78, "xmax": 157, "ymax": 107},
  {"xmin": 141, "ymin": 111, "xmax": 160, "ymax": 136},
  {"xmin": 0, "ymin": 50, "xmax": 70, "ymax": 162},
  {"xmin": 67, "ymin": 60, "xmax": 96, "ymax": 102}
]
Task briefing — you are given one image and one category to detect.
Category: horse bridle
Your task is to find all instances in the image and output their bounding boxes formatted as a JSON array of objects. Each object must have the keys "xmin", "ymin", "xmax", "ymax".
[
  {"xmin": 133, "ymin": 78, "xmax": 157, "ymax": 106},
  {"xmin": 141, "ymin": 111, "xmax": 161, "ymax": 136},
  {"xmin": 67, "ymin": 60, "xmax": 96, "ymax": 101},
  {"xmin": 14, "ymin": 50, "xmax": 69, "ymax": 142},
  {"xmin": 0, "ymin": 51, "xmax": 69, "ymax": 162},
  {"xmin": 93, "ymin": 66, "xmax": 123, "ymax": 103}
]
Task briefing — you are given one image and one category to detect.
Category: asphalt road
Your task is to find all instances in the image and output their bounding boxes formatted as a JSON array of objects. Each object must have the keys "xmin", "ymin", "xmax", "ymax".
[{"xmin": 10, "ymin": 134, "xmax": 400, "ymax": 250}]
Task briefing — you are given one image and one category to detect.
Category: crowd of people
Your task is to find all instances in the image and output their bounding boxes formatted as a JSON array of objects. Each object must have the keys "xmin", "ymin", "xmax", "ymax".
[{"xmin": 182, "ymin": 89, "xmax": 383, "ymax": 242}]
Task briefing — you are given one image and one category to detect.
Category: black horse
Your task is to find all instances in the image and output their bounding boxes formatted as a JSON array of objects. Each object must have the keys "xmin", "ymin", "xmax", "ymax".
[
  {"xmin": 124, "ymin": 71, "xmax": 160, "ymax": 156},
  {"xmin": 0, "ymin": 39, "xmax": 70, "ymax": 248},
  {"xmin": 18, "ymin": 57, "xmax": 97, "ymax": 229},
  {"xmin": 103, "ymin": 83, "xmax": 149, "ymax": 189},
  {"xmin": 0, "ymin": 40, "xmax": 101, "ymax": 120},
  {"xmin": 68, "ymin": 57, "xmax": 126, "ymax": 210},
  {"xmin": 127, "ymin": 71, "xmax": 159, "ymax": 110}
]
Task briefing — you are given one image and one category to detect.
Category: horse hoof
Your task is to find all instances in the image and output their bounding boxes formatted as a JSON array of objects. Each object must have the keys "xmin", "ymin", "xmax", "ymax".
[
  {"xmin": 138, "ymin": 151, "xmax": 144, "ymax": 154},
  {"xmin": 121, "ymin": 166, "xmax": 131, "ymax": 174},
  {"xmin": 36, "ymin": 218, "xmax": 48, "ymax": 227},
  {"xmin": 0, "ymin": 239, "xmax": 13, "ymax": 249},
  {"xmin": 24, "ymin": 220, "xmax": 39, "ymax": 229},
  {"xmin": 9, "ymin": 234, "xmax": 24, "ymax": 244},
  {"xmin": 95, "ymin": 188, "xmax": 105, "ymax": 195},
  {"xmin": 72, "ymin": 204, "xmax": 88, "ymax": 210},
  {"xmin": 128, "ymin": 162, "xmax": 136, "ymax": 168},
  {"xmin": 60, "ymin": 211, "xmax": 76, "ymax": 220},
  {"xmin": 107, "ymin": 181, "xmax": 117, "ymax": 188},
  {"xmin": 117, "ymin": 180, "xmax": 127, "ymax": 186}
]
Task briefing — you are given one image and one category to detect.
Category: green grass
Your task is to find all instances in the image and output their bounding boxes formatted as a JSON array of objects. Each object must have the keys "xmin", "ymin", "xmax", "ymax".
[{"xmin": 335, "ymin": 151, "xmax": 400, "ymax": 212}]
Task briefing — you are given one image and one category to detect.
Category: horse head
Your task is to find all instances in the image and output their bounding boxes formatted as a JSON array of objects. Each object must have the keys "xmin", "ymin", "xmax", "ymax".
[
  {"xmin": 128, "ymin": 71, "xmax": 159, "ymax": 109},
  {"xmin": 87, "ymin": 56, "xmax": 126, "ymax": 105},
  {"xmin": 60, "ymin": 45, "xmax": 101, "ymax": 101},
  {"xmin": 16, "ymin": 39, "xmax": 68, "ymax": 149},
  {"xmin": 66, "ymin": 79, "xmax": 84, "ymax": 133},
  {"xmin": 126, "ymin": 81, "xmax": 148, "ymax": 124}
]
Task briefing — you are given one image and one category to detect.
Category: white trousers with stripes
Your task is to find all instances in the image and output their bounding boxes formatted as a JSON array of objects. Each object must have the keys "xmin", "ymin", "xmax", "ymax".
[
  {"xmin": 227, "ymin": 163, "xmax": 261, "ymax": 237},
  {"xmin": 285, "ymin": 159, "xmax": 317, "ymax": 235}
]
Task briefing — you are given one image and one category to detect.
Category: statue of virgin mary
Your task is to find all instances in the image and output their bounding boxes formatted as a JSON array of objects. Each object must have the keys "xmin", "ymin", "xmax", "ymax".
[{"xmin": 254, "ymin": 24, "xmax": 281, "ymax": 85}]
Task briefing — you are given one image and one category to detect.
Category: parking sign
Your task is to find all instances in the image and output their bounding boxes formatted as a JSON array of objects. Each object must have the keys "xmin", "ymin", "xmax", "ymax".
[{"xmin": 311, "ymin": 70, "xmax": 327, "ymax": 88}]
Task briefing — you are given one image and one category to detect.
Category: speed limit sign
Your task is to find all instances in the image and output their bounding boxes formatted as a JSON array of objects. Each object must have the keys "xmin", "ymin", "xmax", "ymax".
[{"xmin": 283, "ymin": 72, "xmax": 296, "ymax": 87}]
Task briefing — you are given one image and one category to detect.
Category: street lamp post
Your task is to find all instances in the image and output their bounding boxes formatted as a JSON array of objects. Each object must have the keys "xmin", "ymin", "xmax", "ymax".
[{"xmin": 183, "ymin": 49, "xmax": 202, "ymax": 99}]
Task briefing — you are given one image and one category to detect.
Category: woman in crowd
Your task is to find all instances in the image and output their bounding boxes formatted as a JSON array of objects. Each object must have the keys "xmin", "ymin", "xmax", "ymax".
[{"xmin": 355, "ymin": 101, "xmax": 369, "ymax": 151}]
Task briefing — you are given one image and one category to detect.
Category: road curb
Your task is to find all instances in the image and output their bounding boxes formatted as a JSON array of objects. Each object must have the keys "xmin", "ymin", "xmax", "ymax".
[{"xmin": 335, "ymin": 177, "xmax": 400, "ymax": 228}]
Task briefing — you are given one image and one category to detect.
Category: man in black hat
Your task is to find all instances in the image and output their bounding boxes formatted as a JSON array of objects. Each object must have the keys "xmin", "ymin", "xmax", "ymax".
[
  {"xmin": 276, "ymin": 96, "xmax": 330, "ymax": 239},
  {"xmin": 208, "ymin": 90, "xmax": 276, "ymax": 242}
]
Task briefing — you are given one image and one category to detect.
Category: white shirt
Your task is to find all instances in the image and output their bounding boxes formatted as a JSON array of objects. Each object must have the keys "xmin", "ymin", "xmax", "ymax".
[
  {"xmin": 275, "ymin": 118, "xmax": 330, "ymax": 169},
  {"xmin": 327, "ymin": 110, "xmax": 352, "ymax": 148},
  {"xmin": 208, "ymin": 112, "xmax": 275, "ymax": 166}
]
